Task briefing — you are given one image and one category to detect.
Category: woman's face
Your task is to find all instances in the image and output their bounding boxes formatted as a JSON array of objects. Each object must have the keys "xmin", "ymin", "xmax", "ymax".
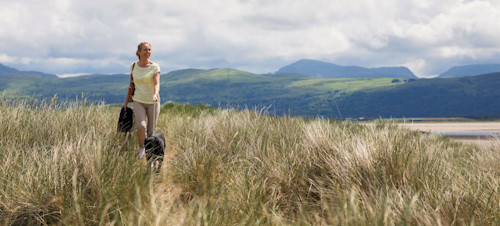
[{"xmin": 139, "ymin": 44, "xmax": 152, "ymax": 59}]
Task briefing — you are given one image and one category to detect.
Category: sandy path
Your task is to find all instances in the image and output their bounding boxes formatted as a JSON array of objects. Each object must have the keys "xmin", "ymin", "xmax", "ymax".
[{"xmin": 153, "ymin": 133, "xmax": 186, "ymax": 224}]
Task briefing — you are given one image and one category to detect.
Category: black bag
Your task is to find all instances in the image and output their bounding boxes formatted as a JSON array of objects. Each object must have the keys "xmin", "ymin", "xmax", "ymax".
[
  {"xmin": 117, "ymin": 107, "xmax": 134, "ymax": 132},
  {"xmin": 145, "ymin": 131, "xmax": 166, "ymax": 173}
]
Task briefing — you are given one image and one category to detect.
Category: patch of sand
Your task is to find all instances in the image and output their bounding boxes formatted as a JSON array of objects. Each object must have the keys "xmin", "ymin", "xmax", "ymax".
[
  {"xmin": 398, "ymin": 122, "xmax": 500, "ymax": 132},
  {"xmin": 399, "ymin": 122, "xmax": 500, "ymax": 150}
]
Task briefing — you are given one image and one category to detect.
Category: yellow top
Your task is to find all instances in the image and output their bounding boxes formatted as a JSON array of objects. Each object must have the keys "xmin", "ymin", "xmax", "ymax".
[{"xmin": 131, "ymin": 62, "xmax": 161, "ymax": 104}]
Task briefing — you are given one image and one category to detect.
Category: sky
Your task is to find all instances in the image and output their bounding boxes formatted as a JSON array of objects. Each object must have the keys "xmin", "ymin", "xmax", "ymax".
[{"xmin": 1, "ymin": 0, "xmax": 500, "ymax": 77}]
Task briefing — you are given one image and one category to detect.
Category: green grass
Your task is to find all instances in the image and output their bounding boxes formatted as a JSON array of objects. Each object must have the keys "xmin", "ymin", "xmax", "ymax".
[
  {"xmin": 166, "ymin": 68, "xmax": 271, "ymax": 84},
  {"xmin": 1, "ymin": 97, "xmax": 499, "ymax": 225},
  {"xmin": 288, "ymin": 77, "xmax": 399, "ymax": 93}
]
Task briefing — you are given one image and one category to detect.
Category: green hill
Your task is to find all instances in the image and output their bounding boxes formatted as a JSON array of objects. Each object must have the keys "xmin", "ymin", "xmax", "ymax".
[
  {"xmin": 162, "ymin": 69, "xmax": 402, "ymax": 116},
  {"xmin": 1, "ymin": 68, "xmax": 499, "ymax": 118},
  {"xmin": 333, "ymin": 73, "xmax": 500, "ymax": 118}
]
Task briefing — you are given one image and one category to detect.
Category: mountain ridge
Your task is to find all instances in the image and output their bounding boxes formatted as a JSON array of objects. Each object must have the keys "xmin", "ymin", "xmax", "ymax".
[
  {"xmin": 4, "ymin": 60, "xmax": 499, "ymax": 80},
  {"xmin": 0, "ymin": 63, "xmax": 58, "ymax": 78},
  {"xmin": 439, "ymin": 64, "xmax": 500, "ymax": 77},
  {"xmin": 276, "ymin": 59, "xmax": 418, "ymax": 79}
]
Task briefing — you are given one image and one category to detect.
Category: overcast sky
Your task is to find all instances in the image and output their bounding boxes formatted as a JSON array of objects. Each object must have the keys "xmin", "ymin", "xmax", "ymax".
[{"xmin": 1, "ymin": 0, "xmax": 500, "ymax": 77}]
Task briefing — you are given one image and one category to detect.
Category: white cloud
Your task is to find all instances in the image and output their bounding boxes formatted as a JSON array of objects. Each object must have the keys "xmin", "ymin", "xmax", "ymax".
[
  {"xmin": 0, "ymin": 54, "xmax": 16, "ymax": 63},
  {"xmin": 57, "ymin": 73, "xmax": 88, "ymax": 78},
  {"xmin": 1, "ymin": 0, "xmax": 500, "ymax": 76},
  {"xmin": 402, "ymin": 58, "xmax": 434, "ymax": 77}
]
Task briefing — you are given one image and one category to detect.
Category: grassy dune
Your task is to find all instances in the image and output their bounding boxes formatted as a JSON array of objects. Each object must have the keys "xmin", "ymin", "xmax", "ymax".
[{"xmin": 1, "ymin": 98, "xmax": 499, "ymax": 225}]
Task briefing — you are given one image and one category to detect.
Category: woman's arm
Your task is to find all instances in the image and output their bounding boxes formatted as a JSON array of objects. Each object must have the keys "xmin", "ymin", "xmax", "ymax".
[
  {"xmin": 123, "ymin": 63, "xmax": 135, "ymax": 108},
  {"xmin": 152, "ymin": 71, "xmax": 160, "ymax": 102},
  {"xmin": 123, "ymin": 74, "xmax": 134, "ymax": 108}
]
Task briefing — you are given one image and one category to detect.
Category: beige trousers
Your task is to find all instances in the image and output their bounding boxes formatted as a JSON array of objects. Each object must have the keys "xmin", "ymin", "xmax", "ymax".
[{"xmin": 133, "ymin": 101, "xmax": 160, "ymax": 137}]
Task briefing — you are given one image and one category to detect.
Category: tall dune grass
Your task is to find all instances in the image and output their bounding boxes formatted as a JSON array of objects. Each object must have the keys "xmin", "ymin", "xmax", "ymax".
[
  {"xmin": 0, "ymin": 98, "xmax": 161, "ymax": 225},
  {"xmin": 1, "ymin": 97, "xmax": 499, "ymax": 225}
]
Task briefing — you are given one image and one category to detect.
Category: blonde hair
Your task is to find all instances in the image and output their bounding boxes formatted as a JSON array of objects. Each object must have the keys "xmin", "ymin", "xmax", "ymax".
[{"xmin": 136, "ymin": 42, "xmax": 151, "ymax": 59}]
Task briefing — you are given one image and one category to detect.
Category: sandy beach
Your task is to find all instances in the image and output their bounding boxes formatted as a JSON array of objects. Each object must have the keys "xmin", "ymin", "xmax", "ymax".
[
  {"xmin": 399, "ymin": 122, "xmax": 500, "ymax": 149},
  {"xmin": 398, "ymin": 122, "xmax": 500, "ymax": 132}
]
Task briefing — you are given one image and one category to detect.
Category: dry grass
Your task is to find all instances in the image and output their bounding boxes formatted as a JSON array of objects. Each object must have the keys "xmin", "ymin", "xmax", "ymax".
[{"xmin": 1, "ymin": 97, "xmax": 499, "ymax": 225}]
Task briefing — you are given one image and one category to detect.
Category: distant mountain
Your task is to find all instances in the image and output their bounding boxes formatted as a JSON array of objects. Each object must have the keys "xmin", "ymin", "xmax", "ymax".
[
  {"xmin": 0, "ymin": 63, "xmax": 20, "ymax": 74},
  {"xmin": 439, "ymin": 64, "xmax": 500, "ymax": 77},
  {"xmin": 0, "ymin": 63, "xmax": 57, "ymax": 78},
  {"xmin": 276, "ymin": 59, "xmax": 418, "ymax": 79}
]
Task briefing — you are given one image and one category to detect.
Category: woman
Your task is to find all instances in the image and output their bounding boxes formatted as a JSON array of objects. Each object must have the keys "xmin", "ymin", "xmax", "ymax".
[{"xmin": 122, "ymin": 41, "xmax": 161, "ymax": 158}]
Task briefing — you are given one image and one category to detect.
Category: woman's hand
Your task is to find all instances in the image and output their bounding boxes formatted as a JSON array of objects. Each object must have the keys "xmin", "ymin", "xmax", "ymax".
[
  {"xmin": 153, "ymin": 93, "xmax": 158, "ymax": 102},
  {"xmin": 122, "ymin": 102, "xmax": 128, "ymax": 109},
  {"xmin": 153, "ymin": 72, "xmax": 160, "ymax": 103}
]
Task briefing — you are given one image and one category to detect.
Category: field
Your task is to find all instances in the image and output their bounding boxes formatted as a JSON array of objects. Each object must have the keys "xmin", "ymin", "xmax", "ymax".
[{"xmin": 1, "ymin": 99, "xmax": 499, "ymax": 225}]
